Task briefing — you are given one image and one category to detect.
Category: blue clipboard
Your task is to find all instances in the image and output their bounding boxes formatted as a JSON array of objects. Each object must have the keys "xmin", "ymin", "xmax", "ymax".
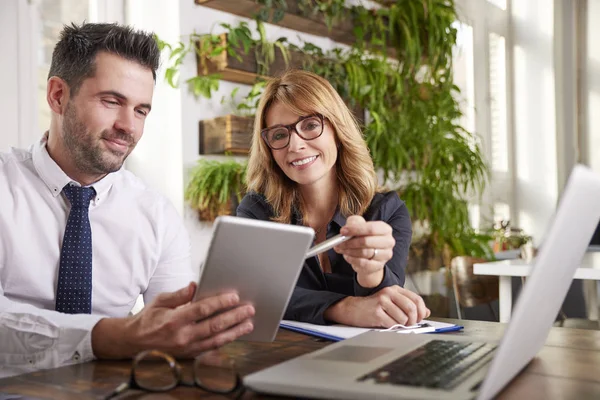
[
  {"xmin": 280, "ymin": 322, "xmax": 464, "ymax": 342},
  {"xmin": 279, "ymin": 323, "xmax": 345, "ymax": 341}
]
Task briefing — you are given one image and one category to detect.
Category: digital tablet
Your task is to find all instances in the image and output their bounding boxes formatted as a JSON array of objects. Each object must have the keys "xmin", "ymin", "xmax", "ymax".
[{"xmin": 193, "ymin": 215, "xmax": 315, "ymax": 342}]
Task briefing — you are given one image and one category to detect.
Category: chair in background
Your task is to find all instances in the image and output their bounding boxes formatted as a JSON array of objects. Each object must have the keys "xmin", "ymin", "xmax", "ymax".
[
  {"xmin": 555, "ymin": 312, "xmax": 600, "ymax": 330},
  {"xmin": 450, "ymin": 256, "xmax": 499, "ymax": 320}
]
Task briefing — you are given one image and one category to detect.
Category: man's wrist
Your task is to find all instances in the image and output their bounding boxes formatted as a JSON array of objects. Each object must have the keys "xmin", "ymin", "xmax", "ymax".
[{"xmin": 91, "ymin": 317, "xmax": 135, "ymax": 359}]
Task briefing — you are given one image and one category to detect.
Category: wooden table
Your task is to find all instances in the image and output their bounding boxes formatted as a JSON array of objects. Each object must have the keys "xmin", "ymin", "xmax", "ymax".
[{"xmin": 2, "ymin": 319, "xmax": 600, "ymax": 399}]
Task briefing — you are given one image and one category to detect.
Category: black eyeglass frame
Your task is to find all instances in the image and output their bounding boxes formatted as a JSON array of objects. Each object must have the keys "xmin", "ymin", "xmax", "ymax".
[
  {"xmin": 260, "ymin": 113, "xmax": 325, "ymax": 150},
  {"xmin": 103, "ymin": 349, "xmax": 243, "ymax": 400}
]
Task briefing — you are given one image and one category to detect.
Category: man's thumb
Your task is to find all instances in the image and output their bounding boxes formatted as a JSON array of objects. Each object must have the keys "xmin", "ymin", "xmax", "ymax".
[{"xmin": 152, "ymin": 282, "xmax": 196, "ymax": 309}]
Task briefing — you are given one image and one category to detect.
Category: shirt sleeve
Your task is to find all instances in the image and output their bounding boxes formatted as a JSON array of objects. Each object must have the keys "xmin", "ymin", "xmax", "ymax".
[
  {"xmin": 236, "ymin": 193, "xmax": 271, "ymax": 220},
  {"xmin": 284, "ymin": 286, "xmax": 347, "ymax": 325},
  {"xmin": 143, "ymin": 199, "xmax": 196, "ymax": 304},
  {"xmin": 0, "ymin": 286, "xmax": 103, "ymax": 378},
  {"xmin": 354, "ymin": 196, "xmax": 412, "ymax": 296}
]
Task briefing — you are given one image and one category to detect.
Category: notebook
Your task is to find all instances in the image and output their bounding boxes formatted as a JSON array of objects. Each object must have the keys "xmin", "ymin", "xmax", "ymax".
[{"xmin": 280, "ymin": 319, "xmax": 463, "ymax": 342}]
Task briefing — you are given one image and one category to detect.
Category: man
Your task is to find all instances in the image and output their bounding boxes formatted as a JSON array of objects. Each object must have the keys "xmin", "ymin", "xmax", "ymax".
[{"xmin": 0, "ymin": 22, "xmax": 254, "ymax": 377}]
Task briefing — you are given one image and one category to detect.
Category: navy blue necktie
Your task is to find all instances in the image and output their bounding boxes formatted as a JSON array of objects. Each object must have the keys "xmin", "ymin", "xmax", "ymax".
[{"xmin": 55, "ymin": 185, "xmax": 96, "ymax": 314}]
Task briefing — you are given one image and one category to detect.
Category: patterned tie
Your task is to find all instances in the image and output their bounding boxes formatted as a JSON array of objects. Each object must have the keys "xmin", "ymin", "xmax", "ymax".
[{"xmin": 55, "ymin": 184, "xmax": 96, "ymax": 314}]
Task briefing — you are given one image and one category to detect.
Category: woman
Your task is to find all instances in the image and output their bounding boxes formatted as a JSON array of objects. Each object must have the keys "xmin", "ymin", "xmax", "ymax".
[{"xmin": 237, "ymin": 69, "xmax": 430, "ymax": 327}]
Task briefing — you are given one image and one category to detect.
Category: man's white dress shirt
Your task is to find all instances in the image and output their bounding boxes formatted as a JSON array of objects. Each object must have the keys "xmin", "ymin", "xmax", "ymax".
[{"xmin": 0, "ymin": 140, "xmax": 195, "ymax": 377}]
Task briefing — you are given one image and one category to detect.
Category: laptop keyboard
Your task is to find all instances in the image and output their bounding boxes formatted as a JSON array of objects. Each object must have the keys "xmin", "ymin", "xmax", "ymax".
[{"xmin": 357, "ymin": 340, "xmax": 496, "ymax": 390}]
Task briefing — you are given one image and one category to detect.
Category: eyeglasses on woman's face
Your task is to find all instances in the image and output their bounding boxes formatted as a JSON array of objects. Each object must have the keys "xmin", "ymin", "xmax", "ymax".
[
  {"xmin": 261, "ymin": 114, "xmax": 325, "ymax": 150},
  {"xmin": 104, "ymin": 349, "xmax": 242, "ymax": 399}
]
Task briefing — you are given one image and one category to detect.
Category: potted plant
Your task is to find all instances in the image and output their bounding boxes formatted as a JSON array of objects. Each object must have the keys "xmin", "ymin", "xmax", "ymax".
[
  {"xmin": 156, "ymin": 20, "xmax": 291, "ymax": 98},
  {"xmin": 185, "ymin": 159, "xmax": 248, "ymax": 221},
  {"xmin": 489, "ymin": 220, "xmax": 532, "ymax": 253}
]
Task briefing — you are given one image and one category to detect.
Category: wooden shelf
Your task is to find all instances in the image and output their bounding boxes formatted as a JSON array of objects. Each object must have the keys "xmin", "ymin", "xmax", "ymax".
[
  {"xmin": 199, "ymin": 114, "xmax": 254, "ymax": 155},
  {"xmin": 197, "ymin": 0, "xmax": 398, "ymax": 59},
  {"xmin": 197, "ymin": 33, "xmax": 308, "ymax": 85},
  {"xmin": 196, "ymin": 0, "xmax": 355, "ymax": 46},
  {"xmin": 196, "ymin": 33, "xmax": 365, "ymax": 124},
  {"xmin": 373, "ymin": 0, "xmax": 396, "ymax": 5}
]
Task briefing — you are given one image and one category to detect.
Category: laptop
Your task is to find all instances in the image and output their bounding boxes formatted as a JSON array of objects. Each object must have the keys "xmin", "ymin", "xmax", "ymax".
[{"xmin": 244, "ymin": 164, "xmax": 600, "ymax": 400}]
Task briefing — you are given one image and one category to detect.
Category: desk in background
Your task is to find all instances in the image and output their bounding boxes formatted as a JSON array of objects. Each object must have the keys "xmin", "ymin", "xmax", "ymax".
[
  {"xmin": 474, "ymin": 252, "xmax": 600, "ymax": 323},
  {"xmin": 1, "ymin": 319, "xmax": 600, "ymax": 399}
]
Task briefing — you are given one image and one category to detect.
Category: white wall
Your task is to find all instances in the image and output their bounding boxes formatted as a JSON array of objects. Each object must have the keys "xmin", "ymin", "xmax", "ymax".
[
  {"xmin": 0, "ymin": 2, "xmax": 20, "ymax": 152},
  {"xmin": 0, "ymin": 1, "xmax": 37, "ymax": 152},
  {"xmin": 124, "ymin": 0, "xmax": 185, "ymax": 216},
  {"xmin": 511, "ymin": 0, "xmax": 558, "ymax": 244},
  {"xmin": 3, "ymin": 1, "xmax": 39, "ymax": 152}
]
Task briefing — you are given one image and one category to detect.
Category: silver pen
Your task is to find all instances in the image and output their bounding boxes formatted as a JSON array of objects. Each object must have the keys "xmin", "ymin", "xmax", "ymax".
[{"xmin": 305, "ymin": 233, "xmax": 352, "ymax": 259}]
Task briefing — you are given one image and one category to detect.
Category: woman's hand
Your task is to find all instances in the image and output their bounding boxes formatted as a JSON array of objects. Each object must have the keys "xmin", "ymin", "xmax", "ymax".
[
  {"xmin": 334, "ymin": 215, "xmax": 396, "ymax": 288},
  {"xmin": 324, "ymin": 286, "xmax": 431, "ymax": 328}
]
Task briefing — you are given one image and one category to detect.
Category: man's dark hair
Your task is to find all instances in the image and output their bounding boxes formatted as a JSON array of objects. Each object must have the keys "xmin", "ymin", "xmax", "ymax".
[{"xmin": 48, "ymin": 22, "xmax": 160, "ymax": 95}]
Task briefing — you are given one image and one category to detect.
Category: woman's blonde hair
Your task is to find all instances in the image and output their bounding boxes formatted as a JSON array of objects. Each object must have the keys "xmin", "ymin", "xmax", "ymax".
[{"xmin": 246, "ymin": 69, "xmax": 377, "ymax": 224}]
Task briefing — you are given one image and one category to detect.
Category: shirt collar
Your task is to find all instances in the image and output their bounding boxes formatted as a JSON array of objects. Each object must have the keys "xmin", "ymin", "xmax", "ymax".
[
  {"xmin": 291, "ymin": 203, "xmax": 347, "ymax": 230},
  {"xmin": 331, "ymin": 207, "xmax": 347, "ymax": 229},
  {"xmin": 32, "ymin": 136, "xmax": 118, "ymax": 202}
]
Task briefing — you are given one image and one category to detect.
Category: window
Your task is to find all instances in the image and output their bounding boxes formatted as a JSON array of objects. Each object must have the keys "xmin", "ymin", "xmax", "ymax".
[
  {"xmin": 36, "ymin": 0, "xmax": 91, "ymax": 134},
  {"xmin": 487, "ymin": 0, "xmax": 507, "ymax": 11},
  {"xmin": 454, "ymin": 0, "xmax": 511, "ymax": 230},
  {"xmin": 468, "ymin": 204, "xmax": 481, "ymax": 230},
  {"xmin": 489, "ymin": 32, "xmax": 508, "ymax": 173},
  {"xmin": 493, "ymin": 202, "xmax": 510, "ymax": 223},
  {"xmin": 453, "ymin": 22, "xmax": 475, "ymax": 136},
  {"xmin": 33, "ymin": 0, "xmax": 124, "ymax": 134}
]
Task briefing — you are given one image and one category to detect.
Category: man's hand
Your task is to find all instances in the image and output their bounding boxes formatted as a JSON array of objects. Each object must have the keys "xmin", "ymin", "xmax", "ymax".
[
  {"xmin": 92, "ymin": 282, "xmax": 255, "ymax": 359},
  {"xmin": 334, "ymin": 216, "xmax": 396, "ymax": 288},
  {"xmin": 324, "ymin": 285, "xmax": 430, "ymax": 328}
]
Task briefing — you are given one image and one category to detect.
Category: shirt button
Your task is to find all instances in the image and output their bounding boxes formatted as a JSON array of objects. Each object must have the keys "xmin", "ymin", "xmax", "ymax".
[{"xmin": 73, "ymin": 351, "xmax": 81, "ymax": 361}]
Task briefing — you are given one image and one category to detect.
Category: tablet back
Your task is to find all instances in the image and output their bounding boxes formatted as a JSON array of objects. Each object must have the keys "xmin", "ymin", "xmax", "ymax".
[{"xmin": 193, "ymin": 216, "xmax": 315, "ymax": 342}]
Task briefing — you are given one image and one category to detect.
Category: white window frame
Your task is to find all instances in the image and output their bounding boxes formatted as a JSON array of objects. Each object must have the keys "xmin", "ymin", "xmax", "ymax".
[
  {"xmin": 15, "ymin": 0, "xmax": 125, "ymax": 147},
  {"xmin": 554, "ymin": 0, "xmax": 582, "ymax": 191},
  {"xmin": 455, "ymin": 0, "xmax": 514, "ymax": 228},
  {"xmin": 16, "ymin": 0, "xmax": 38, "ymax": 148}
]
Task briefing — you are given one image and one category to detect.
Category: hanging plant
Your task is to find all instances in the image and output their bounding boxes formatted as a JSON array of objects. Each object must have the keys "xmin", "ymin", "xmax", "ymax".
[
  {"xmin": 156, "ymin": 21, "xmax": 289, "ymax": 99},
  {"xmin": 155, "ymin": 32, "xmax": 222, "ymax": 99},
  {"xmin": 298, "ymin": 0, "xmax": 348, "ymax": 30},
  {"xmin": 255, "ymin": 0, "xmax": 288, "ymax": 23}
]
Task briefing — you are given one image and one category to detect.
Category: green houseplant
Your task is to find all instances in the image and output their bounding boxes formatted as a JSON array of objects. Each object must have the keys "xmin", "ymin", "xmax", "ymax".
[
  {"xmin": 156, "ymin": 20, "xmax": 289, "ymax": 99},
  {"xmin": 185, "ymin": 159, "xmax": 247, "ymax": 221}
]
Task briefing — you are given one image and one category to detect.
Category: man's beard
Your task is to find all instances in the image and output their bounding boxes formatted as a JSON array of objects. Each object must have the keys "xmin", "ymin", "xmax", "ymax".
[{"xmin": 62, "ymin": 102, "xmax": 134, "ymax": 175}]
